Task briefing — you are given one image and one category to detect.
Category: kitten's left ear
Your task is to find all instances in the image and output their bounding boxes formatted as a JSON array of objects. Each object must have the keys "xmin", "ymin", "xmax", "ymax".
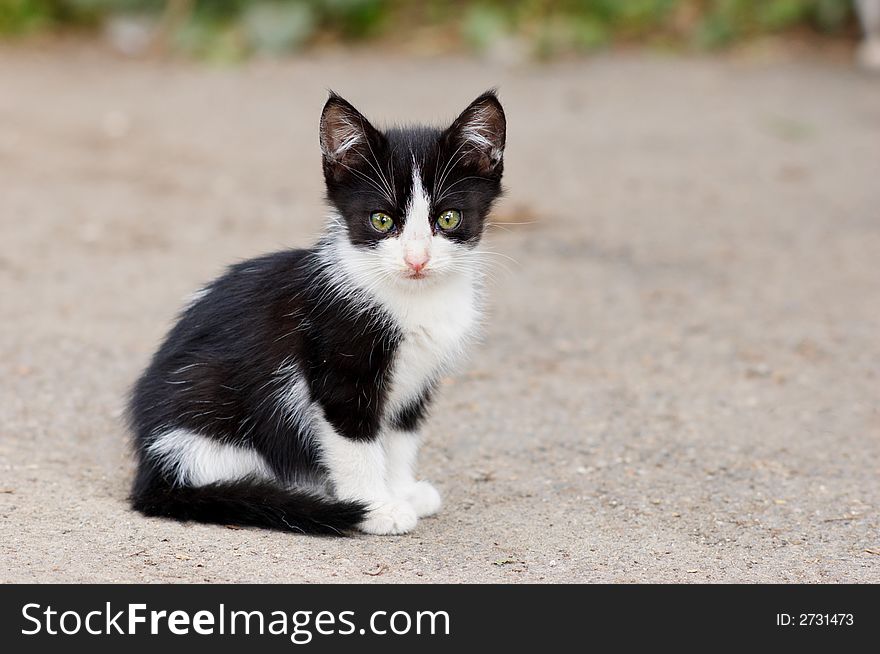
[{"xmin": 445, "ymin": 90, "xmax": 506, "ymax": 175}]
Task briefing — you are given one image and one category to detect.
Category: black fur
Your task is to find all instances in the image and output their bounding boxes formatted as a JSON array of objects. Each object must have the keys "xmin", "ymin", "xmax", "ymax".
[
  {"xmin": 390, "ymin": 384, "xmax": 436, "ymax": 432},
  {"xmin": 128, "ymin": 91, "xmax": 506, "ymax": 534},
  {"xmin": 129, "ymin": 249, "xmax": 393, "ymax": 533},
  {"xmin": 132, "ymin": 473, "xmax": 365, "ymax": 535}
]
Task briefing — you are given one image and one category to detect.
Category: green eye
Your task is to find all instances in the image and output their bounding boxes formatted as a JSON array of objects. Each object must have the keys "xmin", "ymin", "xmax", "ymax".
[
  {"xmin": 436, "ymin": 209, "xmax": 462, "ymax": 231},
  {"xmin": 370, "ymin": 211, "xmax": 394, "ymax": 233}
]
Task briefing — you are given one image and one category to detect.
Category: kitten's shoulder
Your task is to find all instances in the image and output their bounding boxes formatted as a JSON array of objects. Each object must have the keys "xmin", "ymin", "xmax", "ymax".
[
  {"xmin": 223, "ymin": 248, "xmax": 314, "ymax": 283},
  {"xmin": 185, "ymin": 248, "xmax": 315, "ymax": 309}
]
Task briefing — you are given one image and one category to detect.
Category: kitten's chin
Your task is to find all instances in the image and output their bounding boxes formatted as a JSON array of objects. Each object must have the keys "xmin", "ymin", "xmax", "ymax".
[
  {"xmin": 400, "ymin": 268, "xmax": 445, "ymax": 284},
  {"xmin": 394, "ymin": 270, "xmax": 441, "ymax": 288}
]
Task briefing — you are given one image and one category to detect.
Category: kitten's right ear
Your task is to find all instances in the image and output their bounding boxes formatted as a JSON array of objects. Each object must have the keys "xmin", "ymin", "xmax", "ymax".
[
  {"xmin": 445, "ymin": 90, "xmax": 506, "ymax": 175},
  {"xmin": 320, "ymin": 93, "xmax": 380, "ymax": 179}
]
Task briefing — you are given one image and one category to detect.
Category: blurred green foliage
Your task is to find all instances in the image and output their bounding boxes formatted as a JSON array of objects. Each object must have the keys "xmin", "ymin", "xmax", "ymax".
[{"xmin": 0, "ymin": 0, "xmax": 857, "ymax": 56}]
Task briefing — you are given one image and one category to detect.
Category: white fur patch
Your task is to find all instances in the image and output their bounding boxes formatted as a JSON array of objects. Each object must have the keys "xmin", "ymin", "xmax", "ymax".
[
  {"xmin": 382, "ymin": 287, "xmax": 476, "ymax": 416},
  {"xmin": 275, "ymin": 363, "xmax": 317, "ymax": 436},
  {"xmin": 147, "ymin": 428, "xmax": 274, "ymax": 487},
  {"xmin": 314, "ymin": 413, "xmax": 419, "ymax": 534},
  {"xmin": 384, "ymin": 429, "xmax": 419, "ymax": 491},
  {"xmin": 314, "ymin": 415, "xmax": 389, "ymax": 504},
  {"xmin": 318, "ymin": 248, "xmax": 478, "ymax": 418},
  {"xmin": 384, "ymin": 430, "xmax": 442, "ymax": 517},
  {"xmin": 403, "ymin": 166, "xmax": 432, "ymax": 241}
]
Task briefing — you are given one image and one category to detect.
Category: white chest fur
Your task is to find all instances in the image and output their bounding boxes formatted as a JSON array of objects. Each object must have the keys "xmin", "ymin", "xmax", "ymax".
[
  {"xmin": 324, "ymin": 232, "xmax": 482, "ymax": 422},
  {"xmin": 381, "ymin": 279, "xmax": 479, "ymax": 420}
]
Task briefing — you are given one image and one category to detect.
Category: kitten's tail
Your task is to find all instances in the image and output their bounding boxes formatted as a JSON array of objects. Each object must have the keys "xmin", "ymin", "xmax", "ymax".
[{"xmin": 131, "ymin": 476, "xmax": 366, "ymax": 535}]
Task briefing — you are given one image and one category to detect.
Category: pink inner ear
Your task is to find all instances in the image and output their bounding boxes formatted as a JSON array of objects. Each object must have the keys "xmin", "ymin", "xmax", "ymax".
[
  {"xmin": 320, "ymin": 94, "xmax": 382, "ymax": 169},
  {"xmin": 452, "ymin": 97, "xmax": 506, "ymax": 172},
  {"xmin": 321, "ymin": 110, "xmax": 364, "ymax": 160}
]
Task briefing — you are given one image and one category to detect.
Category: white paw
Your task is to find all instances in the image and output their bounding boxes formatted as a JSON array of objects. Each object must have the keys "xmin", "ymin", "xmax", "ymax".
[
  {"xmin": 359, "ymin": 500, "xmax": 418, "ymax": 535},
  {"xmin": 402, "ymin": 481, "xmax": 442, "ymax": 518}
]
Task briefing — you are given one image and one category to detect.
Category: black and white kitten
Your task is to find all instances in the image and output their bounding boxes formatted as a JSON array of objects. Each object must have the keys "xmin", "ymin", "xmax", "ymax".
[{"xmin": 128, "ymin": 91, "xmax": 506, "ymax": 535}]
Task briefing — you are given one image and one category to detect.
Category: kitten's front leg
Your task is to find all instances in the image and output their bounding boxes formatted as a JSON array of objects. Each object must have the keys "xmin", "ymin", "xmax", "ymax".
[
  {"xmin": 385, "ymin": 430, "xmax": 442, "ymax": 518},
  {"xmin": 317, "ymin": 419, "xmax": 417, "ymax": 535}
]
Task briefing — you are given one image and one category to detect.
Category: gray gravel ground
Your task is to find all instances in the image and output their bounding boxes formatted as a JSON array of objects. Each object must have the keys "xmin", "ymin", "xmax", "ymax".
[{"xmin": 1, "ymin": 44, "xmax": 879, "ymax": 583}]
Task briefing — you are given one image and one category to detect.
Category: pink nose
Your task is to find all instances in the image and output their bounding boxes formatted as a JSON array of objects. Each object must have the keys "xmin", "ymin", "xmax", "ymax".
[{"xmin": 405, "ymin": 252, "xmax": 429, "ymax": 273}]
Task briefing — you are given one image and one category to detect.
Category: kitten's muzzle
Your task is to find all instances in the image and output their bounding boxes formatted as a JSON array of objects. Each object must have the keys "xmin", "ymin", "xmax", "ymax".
[{"xmin": 403, "ymin": 250, "xmax": 430, "ymax": 275}]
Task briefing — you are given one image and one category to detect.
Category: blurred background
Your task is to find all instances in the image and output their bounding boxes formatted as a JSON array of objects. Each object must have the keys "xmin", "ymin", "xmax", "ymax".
[
  {"xmin": 2, "ymin": 2, "xmax": 880, "ymax": 583},
  {"xmin": 0, "ymin": 0, "xmax": 875, "ymax": 63}
]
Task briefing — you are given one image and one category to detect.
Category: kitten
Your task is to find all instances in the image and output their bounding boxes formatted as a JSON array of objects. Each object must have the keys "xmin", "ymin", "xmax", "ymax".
[{"xmin": 128, "ymin": 91, "xmax": 506, "ymax": 535}]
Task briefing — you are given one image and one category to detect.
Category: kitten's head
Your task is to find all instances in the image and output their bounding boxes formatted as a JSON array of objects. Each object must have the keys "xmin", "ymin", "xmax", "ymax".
[{"xmin": 319, "ymin": 91, "xmax": 505, "ymax": 286}]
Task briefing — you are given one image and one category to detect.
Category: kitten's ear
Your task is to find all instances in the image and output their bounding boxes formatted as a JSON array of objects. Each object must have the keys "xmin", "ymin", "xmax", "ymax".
[
  {"xmin": 320, "ymin": 93, "xmax": 380, "ymax": 178},
  {"xmin": 445, "ymin": 90, "xmax": 506, "ymax": 175}
]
